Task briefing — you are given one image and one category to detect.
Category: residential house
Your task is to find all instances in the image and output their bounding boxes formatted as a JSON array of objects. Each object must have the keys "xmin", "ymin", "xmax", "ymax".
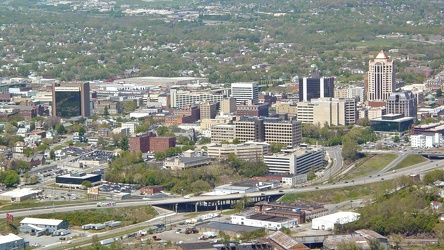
[{"xmin": 431, "ymin": 201, "xmax": 442, "ymax": 210}]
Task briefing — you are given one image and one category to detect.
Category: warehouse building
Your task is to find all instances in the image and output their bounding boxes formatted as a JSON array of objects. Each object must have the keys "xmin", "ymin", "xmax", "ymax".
[
  {"xmin": 311, "ymin": 212, "xmax": 360, "ymax": 231},
  {"xmin": 0, "ymin": 188, "xmax": 43, "ymax": 202},
  {"xmin": 19, "ymin": 218, "xmax": 68, "ymax": 235},
  {"xmin": 0, "ymin": 232, "xmax": 28, "ymax": 250},
  {"xmin": 231, "ymin": 212, "xmax": 298, "ymax": 230}
]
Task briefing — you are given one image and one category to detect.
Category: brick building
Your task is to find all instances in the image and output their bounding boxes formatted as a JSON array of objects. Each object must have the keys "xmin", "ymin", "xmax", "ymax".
[
  {"xmin": 150, "ymin": 137, "xmax": 176, "ymax": 152},
  {"xmin": 164, "ymin": 115, "xmax": 194, "ymax": 126},
  {"xmin": 236, "ymin": 103, "xmax": 269, "ymax": 117},
  {"xmin": 140, "ymin": 185, "xmax": 165, "ymax": 195},
  {"xmin": 129, "ymin": 134, "xmax": 151, "ymax": 153},
  {"xmin": 172, "ymin": 105, "xmax": 200, "ymax": 122}
]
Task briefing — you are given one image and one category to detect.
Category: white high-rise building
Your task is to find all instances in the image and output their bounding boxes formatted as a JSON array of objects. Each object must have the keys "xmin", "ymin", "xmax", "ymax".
[{"xmin": 231, "ymin": 82, "xmax": 259, "ymax": 105}]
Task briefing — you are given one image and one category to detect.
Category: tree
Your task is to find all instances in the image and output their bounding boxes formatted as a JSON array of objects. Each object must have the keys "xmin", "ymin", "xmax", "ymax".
[
  {"xmin": 393, "ymin": 135, "xmax": 400, "ymax": 143},
  {"xmin": 198, "ymin": 137, "xmax": 211, "ymax": 145},
  {"xmin": 271, "ymin": 142, "xmax": 286, "ymax": 153},
  {"xmin": 4, "ymin": 123, "xmax": 17, "ymax": 134},
  {"xmin": 307, "ymin": 166, "xmax": 316, "ymax": 181},
  {"xmin": 118, "ymin": 136, "xmax": 129, "ymax": 150},
  {"xmin": 79, "ymin": 127, "xmax": 86, "ymax": 136},
  {"xmin": 135, "ymin": 125, "xmax": 146, "ymax": 134},
  {"xmin": 156, "ymin": 126, "xmax": 168, "ymax": 136},
  {"xmin": 122, "ymin": 101, "xmax": 137, "ymax": 113},
  {"xmin": 0, "ymin": 170, "xmax": 20, "ymax": 187},
  {"xmin": 23, "ymin": 147, "xmax": 34, "ymax": 157},
  {"xmin": 232, "ymin": 138, "xmax": 241, "ymax": 144},
  {"xmin": 81, "ymin": 180, "xmax": 92, "ymax": 188},
  {"xmin": 341, "ymin": 139, "xmax": 360, "ymax": 162},
  {"xmin": 103, "ymin": 106, "xmax": 110, "ymax": 117},
  {"xmin": 97, "ymin": 136, "xmax": 107, "ymax": 149},
  {"xmin": 50, "ymin": 149, "xmax": 56, "ymax": 160},
  {"xmin": 55, "ymin": 124, "xmax": 66, "ymax": 135},
  {"xmin": 232, "ymin": 195, "xmax": 248, "ymax": 213}
]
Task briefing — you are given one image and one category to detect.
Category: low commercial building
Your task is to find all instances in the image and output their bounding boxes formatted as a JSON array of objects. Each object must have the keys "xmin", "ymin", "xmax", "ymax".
[
  {"xmin": 55, "ymin": 172, "xmax": 102, "ymax": 188},
  {"xmin": 254, "ymin": 201, "xmax": 328, "ymax": 223},
  {"xmin": 312, "ymin": 212, "xmax": 360, "ymax": 230},
  {"xmin": 164, "ymin": 150, "xmax": 211, "ymax": 170},
  {"xmin": 264, "ymin": 147, "xmax": 325, "ymax": 175},
  {"xmin": 410, "ymin": 133, "xmax": 443, "ymax": 148},
  {"xmin": 265, "ymin": 231, "xmax": 310, "ymax": 250},
  {"xmin": 0, "ymin": 233, "xmax": 28, "ymax": 250},
  {"xmin": 370, "ymin": 114, "xmax": 415, "ymax": 132},
  {"xmin": 140, "ymin": 185, "xmax": 164, "ymax": 195},
  {"xmin": 214, "ymin": 180, "xmax": 279, "ymax": 194},
  {"xmin": 231, "ymin": 212, "xmax": 298, "ymax": 231},
  {"xmin": 195, "ymin": 221, "xmax": 260, "ymax": 239},
  {"xmin": 0, "ymin": 188, "xmax": 43, "ymax": 202},
  {"xmin": 19, "ymin": 218, "xmax": 68, "ymax": 235},
  {"xmin": 252, "ymin": 174, "xmax": 307, "ymax": 187},
  {"xmin": 206, "ymin": 142, "xmax": 270, "ymax": 161}
]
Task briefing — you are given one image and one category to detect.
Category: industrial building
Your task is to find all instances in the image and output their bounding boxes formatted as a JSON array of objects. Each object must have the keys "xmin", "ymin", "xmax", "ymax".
[
  {"xmin": 0, "ymin": 233, "xmax": 28, "ymax": 250},
  {"xmin": 0, "ymin": 188, "xmax": 43, "ymax": 202},
  {"xmin": 311, "ymin": 212, "xmax": 360, "ymax": 231},
  {"xmin": 231, "ymin": 212, "xmax": 298, "ymax": 230},
  {"xmin": 19, "ymin": 218, "xmax": 68, "ymax": 235}
]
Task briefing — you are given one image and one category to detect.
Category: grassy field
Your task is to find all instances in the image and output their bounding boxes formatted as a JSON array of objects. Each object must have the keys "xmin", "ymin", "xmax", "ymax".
[
  {"xmin": 392, "ymin": 154, "xmax": 428, "ymax": 170},
  {"xmin": 344, "ymin": 154, "xmax": 397, "ymax": 180},
  {"xmin": 280, "ymin": 180, "xmax": 394, "ymax": 204}
]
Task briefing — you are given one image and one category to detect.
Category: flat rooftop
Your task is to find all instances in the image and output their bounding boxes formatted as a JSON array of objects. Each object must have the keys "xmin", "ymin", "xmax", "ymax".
[
  {"xmin": 0, "ymin": 233, "xmax": 23, "ymax": 244},
  {"xmin": 0, "ymin": 188, "xmax": 41, "ymax": 198},
  {"xmin": 57, "ymin": 173, "xmax": 100, "ymax": 179},
  {"xmin": 196, "ymin": 221, "xmax": 259, "ymax": 233},
  {"xmin": 247, "ymin": 213, "xmax": 293, "ymax": 222}
]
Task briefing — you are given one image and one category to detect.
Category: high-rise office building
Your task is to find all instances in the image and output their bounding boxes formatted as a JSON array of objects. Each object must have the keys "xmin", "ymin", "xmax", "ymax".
[
  {"xmin": 299, "ymin": 73, "xmax": 335, "ymax": 102},
  {"xmin": 386, "ymin": 91, "xmax": 417, "ymax": 118},
  {"xmin": 170, "ymin": 88, "xmax": 225, "ymax": 108},
  {"xmin": 264, "ymin": 120, "xmax": 302, "ymax": 147},
  {"xmin": 234, "ymin": 117, "xmax": 265, "ymax": 143},
  {"xmin": 52, "ymin": 82, "xmax": 90, "ymax": 118},
  {"xmin": 231, "ymin": 82, "xmax": 259, "ymax": 105},
  {"xmin": 296, "ymin": 98, "xmax": 357, "ymax": 126},
  {"xmin": 199, "ymin": 100, "xmax": 217, "ymax": 119},
  {"xmin": 367, "ymin": 50, "xmax": 395, "ymax": 102},
  {"xmin": 220, "ymin": 97, "xmax": 237, "ymax": 114}
]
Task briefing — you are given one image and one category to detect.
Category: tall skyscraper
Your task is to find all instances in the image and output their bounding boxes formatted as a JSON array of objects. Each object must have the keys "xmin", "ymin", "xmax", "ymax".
[
  {"xmin": 298, "ymin": 73, "xmax": 335, "ymax": 102},
  {"xmin": 52, "ymin": 82, "xmax": 90, "ymax": 118},
  {"xmin": 367, "ymin": 50, "xmax": 395, "ymax": 102},
  {"xmin": 231, "ymin": 82, "xmax": 259, "ymax": 105}
]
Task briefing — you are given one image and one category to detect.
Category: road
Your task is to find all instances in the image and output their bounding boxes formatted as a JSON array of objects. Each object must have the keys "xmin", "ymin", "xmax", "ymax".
[
  {"xmin": 4, "ymin": 156, "xmax": 443, "ymax": 220},
  {"xmin": 320, "ymin": 147, "xmax": 343, "ymax": 182}
]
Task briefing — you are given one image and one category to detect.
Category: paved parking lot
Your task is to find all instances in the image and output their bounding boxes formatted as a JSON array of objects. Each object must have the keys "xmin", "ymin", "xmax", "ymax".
[{"xmin": 19, "ymin": 229, "xmax": 87, "ymax": 249}]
